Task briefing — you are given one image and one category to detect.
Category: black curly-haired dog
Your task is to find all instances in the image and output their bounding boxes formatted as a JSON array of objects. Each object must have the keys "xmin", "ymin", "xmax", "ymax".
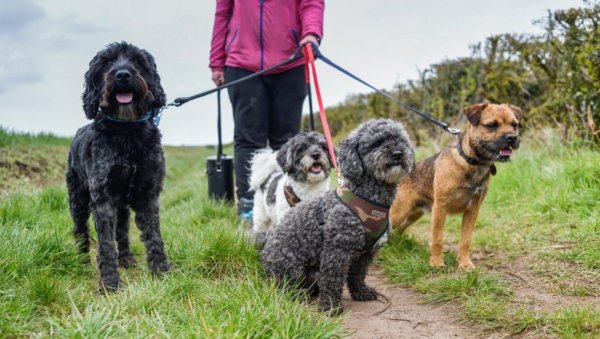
[{"xmin": 66, "ymin": 42, "xmax": 169, "ymax": 291}]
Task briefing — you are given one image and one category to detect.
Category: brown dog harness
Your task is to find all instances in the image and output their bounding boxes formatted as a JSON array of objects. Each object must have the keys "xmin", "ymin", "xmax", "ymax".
[
  {"xmin": 284, "ymin": 185, "xmax": 301, "ymax": 207},
  {"xmin": 335, "ymin": 185, "xmax": 390, "ymax": 250}
]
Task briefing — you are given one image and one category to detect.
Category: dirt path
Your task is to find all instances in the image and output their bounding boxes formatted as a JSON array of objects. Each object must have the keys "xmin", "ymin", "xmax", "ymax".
[{"xmin": 341, "ymin": 270, "xmax": 477, "ymax": 338}]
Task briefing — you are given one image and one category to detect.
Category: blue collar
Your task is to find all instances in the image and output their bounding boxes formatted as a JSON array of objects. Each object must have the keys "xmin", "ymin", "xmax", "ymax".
[{"xmin": 99, "ymin": 109, "xmax": 162, "ymax": 126}]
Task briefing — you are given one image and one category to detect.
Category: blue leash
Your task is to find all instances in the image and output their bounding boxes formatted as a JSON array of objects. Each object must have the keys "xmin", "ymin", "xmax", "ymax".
[{"xmin": 311, "ymin": 46, "xmax": 461, "ymax": 136}]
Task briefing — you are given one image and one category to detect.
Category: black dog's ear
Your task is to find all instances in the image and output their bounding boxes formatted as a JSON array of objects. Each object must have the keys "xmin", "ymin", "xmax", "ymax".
[
  {"xmin": 463, "ymin": 103, "xmax": 488, "ymax": 126},
  {"xmin": 275, "ymin": 143, "xmax": 293, "ymax": 173},
  {"xmin": 142, "ymin": 49, "xmax": 167, "ymax": 108},
  {"xmin": 82, "ymin": 53, "xmax": 103, "ymax": 119},
  {"xmin": 338, "ymin": 135, "xmax": 364, "ymax": 181},
  {"xmin": 507, "ymin": 104, "xmax": 524, "ymax": 122}
]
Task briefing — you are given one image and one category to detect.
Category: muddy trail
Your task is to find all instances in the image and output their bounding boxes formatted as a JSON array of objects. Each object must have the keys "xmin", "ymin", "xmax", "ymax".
[{"xmin": 340, "ymin": 270, "xmax": 478, "ymax": 339}]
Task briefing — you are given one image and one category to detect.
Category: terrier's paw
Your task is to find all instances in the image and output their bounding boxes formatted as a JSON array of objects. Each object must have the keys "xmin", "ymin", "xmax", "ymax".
[
  {"xmin": 458, "ymin": 258, "xmax": 475, "ymax": 270},
  {"xmin": 429, "ymin": 255, "xmax": 445, "ymax": 268}
]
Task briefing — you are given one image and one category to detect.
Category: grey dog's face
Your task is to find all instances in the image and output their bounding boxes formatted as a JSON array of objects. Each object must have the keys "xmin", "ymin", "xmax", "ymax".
[
  {"xmin": 339, "ymin": 119, "xmax": 416, "ymax": 184},
  {"xmin": 276, "ymin": 131, "xmax": 332, "ymax": 183}
]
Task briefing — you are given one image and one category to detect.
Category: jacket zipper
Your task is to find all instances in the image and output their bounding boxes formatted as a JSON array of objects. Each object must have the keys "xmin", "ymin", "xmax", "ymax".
[{"xmin": 259, "ymin": 0, "xmax": 264, "ymax": 70}]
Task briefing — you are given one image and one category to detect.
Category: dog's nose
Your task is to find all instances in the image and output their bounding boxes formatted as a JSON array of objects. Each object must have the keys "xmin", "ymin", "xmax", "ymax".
[
  {"xmin": 116, "ymin": 70, "xmax": 131, "ymax": 84},
  {"xmin": 504, "ymin": 134, "xmax": 517, "ymax": 144},
  {"xmin": 311, "ymin": 152, "xmax": 321, "ymax": 160},
  {"xmin": 392, "ymin": 150, "xmax": 403, "ymax": 159}
]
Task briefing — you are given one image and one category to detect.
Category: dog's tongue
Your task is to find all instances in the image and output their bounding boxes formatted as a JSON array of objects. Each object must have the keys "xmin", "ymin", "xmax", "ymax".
[
  {"xmin": 115, "ymin": 93, "xmax": 133, "ymax": 104},
  {"xmin": 500, "ymin": 148, "xmax": 512, "ymax": 156},
  {"xmin": 311, "ymin": 163, "xmax": 322, "ymax": 173}
]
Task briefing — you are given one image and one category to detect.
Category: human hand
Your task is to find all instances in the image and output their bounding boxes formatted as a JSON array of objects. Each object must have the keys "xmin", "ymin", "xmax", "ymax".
[
  {"xmin": 211, "ymin": 70, "xmax": 225, "ymax": 86},
  {"xmin": 300, "ymin": 34, "xmax": 320, "ymax": 47}
]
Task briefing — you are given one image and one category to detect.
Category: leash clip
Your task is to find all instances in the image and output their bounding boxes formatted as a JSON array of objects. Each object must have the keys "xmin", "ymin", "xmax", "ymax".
[{"xmin": 447, "ymin": 127, "xmax": 461, "ymax": 135}]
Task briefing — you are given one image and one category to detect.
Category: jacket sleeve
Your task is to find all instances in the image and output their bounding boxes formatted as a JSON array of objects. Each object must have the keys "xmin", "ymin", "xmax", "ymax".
[
  {"xmin": 299, "ymin": 0, "xmax": 324, "ymax": 41},
  {"xmin": 209, "ymin": 0, "xmax": 233, "ymax": 71}
]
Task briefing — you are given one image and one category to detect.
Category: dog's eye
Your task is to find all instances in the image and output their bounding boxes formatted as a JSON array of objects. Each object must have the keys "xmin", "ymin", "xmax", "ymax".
[
  {"xmin": 297, "ymin": 145, "xmax": 307, "ymax": 153},
  {"xmin": 512, "ymin": 122, "xmax": 519, "ymax": 129},
  {"xmin": 485, "ymin": 123, "xmax": 498, "ymax": 130}
]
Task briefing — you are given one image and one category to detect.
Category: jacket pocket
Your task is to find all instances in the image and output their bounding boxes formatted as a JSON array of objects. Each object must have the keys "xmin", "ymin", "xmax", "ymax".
[{"xmin": 226, "ymin": 25, "xmax": 239, "ymax": 52}]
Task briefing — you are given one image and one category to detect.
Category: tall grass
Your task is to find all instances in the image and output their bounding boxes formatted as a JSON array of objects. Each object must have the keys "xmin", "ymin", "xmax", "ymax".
[{"xmin": 0, "ymin": 139, "xmax": 341, "ymax": 337}]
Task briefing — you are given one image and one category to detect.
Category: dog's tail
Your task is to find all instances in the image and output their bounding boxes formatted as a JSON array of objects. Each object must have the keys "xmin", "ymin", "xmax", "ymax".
[{"xmin": 249, "ymin": 149, "xmax": 280, "ymax": 192}]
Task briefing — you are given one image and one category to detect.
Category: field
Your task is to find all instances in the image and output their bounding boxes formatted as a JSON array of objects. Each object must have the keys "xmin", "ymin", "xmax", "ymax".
[{"xmin": 0, "ymin": 127, "xmax": 598, "ymax": 337}]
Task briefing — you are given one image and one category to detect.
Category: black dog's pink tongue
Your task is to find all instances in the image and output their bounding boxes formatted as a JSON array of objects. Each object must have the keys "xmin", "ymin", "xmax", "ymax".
[
  {"xmin": 116, "ymin": 93, "xmax": 133, "ymax": 104},
  {"xmin": 311, "ymin": 163, "xmax": 322, "ymax": 173},
  {"xmin": 500, "ymin": 148, "xmax": 512, "ymax": 156}
]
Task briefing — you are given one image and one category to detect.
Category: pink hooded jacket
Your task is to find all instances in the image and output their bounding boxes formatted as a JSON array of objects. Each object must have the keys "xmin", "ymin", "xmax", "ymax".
[{"xmin": 209, "ymin": 0, "xmax": 324, "ymax": 74}]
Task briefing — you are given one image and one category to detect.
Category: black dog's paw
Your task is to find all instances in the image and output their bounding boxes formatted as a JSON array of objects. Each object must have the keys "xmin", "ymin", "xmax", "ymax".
[
  {"xmin": 350, "ymin": 286, "xmax": 378, "ymax": 301},
  {"xmin": 118, "ymin": 254, "xmax": 136, "ymax": 269},
  {"xmin": 98, "ymin": 277, "xmax": 121, "ymax": 294},
  {"xmin": 318, "ymin": 299, "xmax": 344, "ymax": 316},
  {"xmin": 150, "ymin": 260, "xmax": 170, "ymax": 275}
]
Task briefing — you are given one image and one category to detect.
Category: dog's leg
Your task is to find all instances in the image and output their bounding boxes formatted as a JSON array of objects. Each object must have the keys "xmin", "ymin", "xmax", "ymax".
[
  {"xmin": 429, "ymin": 202, "xmax": 448, "ymax": 268},
  {"xmin": 133, "ymin": 201, "xmax": 170, "ymax": 275},
  {"xmin": 116, "ymin": 208, "xmax": 136, "ymax": 268},
  {"xmin": 347, "ymin": 252, "xmax": 378, "ymax": 301},
  {"xmin": 92, "ymin": 202, "xmax": 120, "ymax": 291},
  {"xmin": 67, "ymin": 171, "xmax": 91, "ymax": 254},
  {"xmin": 390, "ymin": 189, "xmax": 424, "ymax": 234},
  {"xmin": 318, "ymin": 248, "xmax": 351, "ymax": 315},
  {"xmin": 457, "ymin": 204, "xmax": 481, "ymax": 269}
]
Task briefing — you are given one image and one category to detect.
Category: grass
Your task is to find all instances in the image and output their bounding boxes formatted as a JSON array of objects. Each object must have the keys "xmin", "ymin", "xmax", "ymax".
[
  {"xmin": 0, "ymin": 129, "xmax": 341, "ymax": 337},
  {"xmin": 1, "ymin": 126, "xmax": 599, "ymax": 337},
  {"xmin": 378, "ymin": 132, "xmax": 600, "ymax": 336}
]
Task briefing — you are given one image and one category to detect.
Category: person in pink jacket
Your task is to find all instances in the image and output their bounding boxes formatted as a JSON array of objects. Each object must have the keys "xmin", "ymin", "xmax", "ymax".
[{"xmin": 209, "ymin": 0, "xmax": 324, "ymax": 223}]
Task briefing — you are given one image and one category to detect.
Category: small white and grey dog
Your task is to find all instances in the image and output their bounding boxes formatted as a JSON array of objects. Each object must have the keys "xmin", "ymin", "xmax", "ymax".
[
  {"xmin": 260, "ymin": 119, "xmax": 415, "ymax": 315},
  {"xmin": 250, "ymin": 131, "xmax": 333, "ymax": 233}
]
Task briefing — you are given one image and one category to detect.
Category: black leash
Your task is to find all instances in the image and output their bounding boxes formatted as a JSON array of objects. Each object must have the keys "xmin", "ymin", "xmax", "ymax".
[
  {"xmin": 216, "ymin": 90, "xmax": 223, "ymax": 168},
  {"xmin": 172, "ymin": 46, "xmax": 304, "ymax": 107}
]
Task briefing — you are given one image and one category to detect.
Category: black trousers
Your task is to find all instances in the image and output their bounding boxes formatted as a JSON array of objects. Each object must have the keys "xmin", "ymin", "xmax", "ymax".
[{"xmin": 225, "ymin": 65, "xmax": 306, "ymax": 200}]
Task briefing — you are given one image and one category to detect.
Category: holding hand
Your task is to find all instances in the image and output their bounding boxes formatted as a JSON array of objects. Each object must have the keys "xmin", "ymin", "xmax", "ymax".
[{"xmin": 212, "ymin": 69, "xmax": 225, "ymax": 86}]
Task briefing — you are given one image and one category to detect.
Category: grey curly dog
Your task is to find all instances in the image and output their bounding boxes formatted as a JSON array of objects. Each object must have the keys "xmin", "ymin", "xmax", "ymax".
[{"xmin": 260, "ymin": 119, "xmax": 415, "ymax": 314}]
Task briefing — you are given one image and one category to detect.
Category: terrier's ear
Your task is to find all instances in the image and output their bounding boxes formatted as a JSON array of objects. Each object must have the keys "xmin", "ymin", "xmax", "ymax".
[
  {"xmin": 463, "ymin": 103, "xmax": 488, "ymax": 126},
  {"xmin": 275, "ymin": 143, "xmax": 293, "ymax": 173},
  {"xmin": 507, "ymin": 104, "xmax": 524, "ymax": 122}
]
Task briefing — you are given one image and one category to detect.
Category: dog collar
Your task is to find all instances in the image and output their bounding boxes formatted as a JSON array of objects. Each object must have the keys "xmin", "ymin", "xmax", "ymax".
[
  {"xmin": 284, "ymin": 185, "xmax": 301, "ymax": 207},
  {"xmin": 99, "ymin": 109, "xmax": 161, "ymax": 125},
  {"xmin": 335, "ymin": 185, "xmax": 389, "ymax": 250},
  {"xmin": 456, "ymin": 138, "xmax": 497, "ymax": 176}
]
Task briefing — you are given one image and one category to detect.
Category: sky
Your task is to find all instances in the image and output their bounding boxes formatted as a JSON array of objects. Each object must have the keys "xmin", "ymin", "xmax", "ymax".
[{"xmin": 0, "ymin": 0, "xmax": 584, "ymax": 146}]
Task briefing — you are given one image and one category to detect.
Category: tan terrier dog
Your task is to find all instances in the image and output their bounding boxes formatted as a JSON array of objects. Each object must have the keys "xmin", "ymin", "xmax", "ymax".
[{"xmin": 389, "ymin": 103, "xmax": 523, "ymax": 269}]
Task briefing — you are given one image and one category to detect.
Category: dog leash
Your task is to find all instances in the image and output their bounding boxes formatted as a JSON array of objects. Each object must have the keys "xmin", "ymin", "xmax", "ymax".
[
  {"xmin": 167, "ymin": 45, "xmax": 460, "ymax": 136},
  {"xmin": 303, "ymin": 44, "xmax": 341, "ymax": 182},
  {"xmin": 310, "ymin": 46, "xmax": 461, "ymax": 136},
  {"xmin": 171, "ymin": 46, "xmax": 305, "ymax": 107}
]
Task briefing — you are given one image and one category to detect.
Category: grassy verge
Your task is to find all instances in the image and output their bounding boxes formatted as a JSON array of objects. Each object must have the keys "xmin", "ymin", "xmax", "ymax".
[
  {"xmin": 0, "ymin": 131, "xmax": 341, "ymax": 337},
  {"xmin": 379, "ymin": 132, "xmax": 600, "ymax": 337}
]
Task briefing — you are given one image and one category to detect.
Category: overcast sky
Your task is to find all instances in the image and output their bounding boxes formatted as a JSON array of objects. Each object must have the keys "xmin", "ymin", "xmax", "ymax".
[{"xmin": 0, "ymin": 0, "xmax": 583, "ymax": 145}]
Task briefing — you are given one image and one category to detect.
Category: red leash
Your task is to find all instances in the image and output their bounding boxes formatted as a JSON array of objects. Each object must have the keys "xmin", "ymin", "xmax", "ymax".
[{"xmin": 303, "ymin": 44, "xmax": 341, "ymax": 181}]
